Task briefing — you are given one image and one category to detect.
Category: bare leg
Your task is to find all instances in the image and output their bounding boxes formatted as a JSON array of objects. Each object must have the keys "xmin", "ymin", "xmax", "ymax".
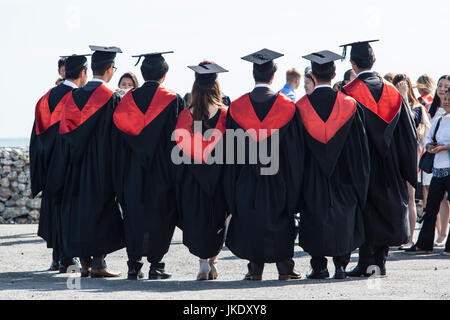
[
  {"xmin": 407, "ymin": 183, "xmax": 416, "ymax": 245},
  {"xmin": 437, "ymin": 198, "xmax": 450, "ymax": 244}
]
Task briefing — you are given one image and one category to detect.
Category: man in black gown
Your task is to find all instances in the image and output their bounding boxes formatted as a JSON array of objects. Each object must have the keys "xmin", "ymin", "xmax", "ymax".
[
  {"xmin": 296, "ymin": 50, "xmax": 370, "ymax": 280},
  {"xmin": 224, "ymin": 49, "xmax": 303, "ymax": 281},
  {"xmin": 47, "ymin": 46, "xmax": 125, "ymax": 278},
  {"xmin": 341, "ymin": 40, "xmax": 418, "ymax": 277},
  {"xmin": 30, "ymin": 54, "xmax": 88, "ymax": 272},
  {"xmin": 112, "ymin": 52, "xmax": 184, "ymax": 280}
]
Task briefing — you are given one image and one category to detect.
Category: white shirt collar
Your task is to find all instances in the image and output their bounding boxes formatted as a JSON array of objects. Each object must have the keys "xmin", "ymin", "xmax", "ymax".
[
  {"xmin": 91, "ymin": 78, "xmax": 106, "ymax": 84},
  {"xmin": 62, "ymin": 79, "xmax": 78, "ymax": 89},
  {"xmin": 254, "ymin": 83, "xmax": 271, "ymax": 89},
  {"xmin": 357, "ymin": 70, "xmax": 373, "ymax": 77},
  {"xmin": 314, "ymin": 84, "xmax": 333, "ymax": 90}
]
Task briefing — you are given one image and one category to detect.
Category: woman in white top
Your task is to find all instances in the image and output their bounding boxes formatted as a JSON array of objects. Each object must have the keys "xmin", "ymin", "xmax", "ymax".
[
  {"xmin": 407, "ymin": 87, "xmax": 450, "ymax": 254},
  {"xmin": 422, "ymin": 76, "xmax": 450, "ymax": 247}
]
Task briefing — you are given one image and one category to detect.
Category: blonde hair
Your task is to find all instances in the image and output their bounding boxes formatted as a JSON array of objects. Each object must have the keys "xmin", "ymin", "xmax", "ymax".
[
  {"xmin": 416, "ymin": 75, "xmax": 436, "ymax": 95},
  {"xmin": 286, "ymin": 68, "xmax": 302, "ymax": 83}
]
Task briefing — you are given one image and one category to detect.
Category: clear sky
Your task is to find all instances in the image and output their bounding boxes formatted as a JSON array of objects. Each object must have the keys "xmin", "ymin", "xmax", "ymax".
[{"xmin": 0, "ymin": 0, "xmax": 448, "ymax": 138}]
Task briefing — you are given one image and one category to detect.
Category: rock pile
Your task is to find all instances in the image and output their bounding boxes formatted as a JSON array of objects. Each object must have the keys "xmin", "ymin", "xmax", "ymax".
[{"xmin": 0, "ymin": 147, "xmax": 40, "ymax": 224}]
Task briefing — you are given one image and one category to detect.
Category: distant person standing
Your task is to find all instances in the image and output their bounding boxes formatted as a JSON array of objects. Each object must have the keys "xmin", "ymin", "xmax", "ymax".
[
  {"xmin": 304, "ymin": 72, "xmax": 316, "ymax": 95},
  {"xmin": 406, "ymin": 88, "xmax": 450, "ymax": 256},
  {"xmin": 116, "ymin": 72, "xmax": 139, "ymax": 98},
  {"xmin": 343, "ymin": 69, "xmax": 356, "ymax": 85},
  {"xmin": 416, "ymin": 75, "xmax": 436, "ymax": 108},
  {"xmin": 55, "ymin": 58, "xmax": 66, "ymax": 85},
  {"xmin": 280, "ymin": 68, "xmax": 302, "ymax": 102},
  {"xmin": 393, "ymin": 74, "xmax": 431, "ymax": 250},
  {"xmin": 384, "ymin": 73, "xmax": 396, "ymax": 83}
]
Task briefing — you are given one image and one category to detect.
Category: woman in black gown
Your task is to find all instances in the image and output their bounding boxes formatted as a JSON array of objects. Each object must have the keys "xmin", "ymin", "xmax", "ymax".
[{"xmin": 171, "ymin": 61, "xmax": 229, "ymax": 280}]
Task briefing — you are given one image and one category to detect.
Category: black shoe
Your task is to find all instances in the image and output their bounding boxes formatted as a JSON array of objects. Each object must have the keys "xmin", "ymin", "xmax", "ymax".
[
  {"xmin": 404, "ymin": 245, "xmax": 432, "ymax": 255},
  {"xmin": 345, "ymin": 265, "xmax": 370, "ymax": 278},
  {"xmin": 333, "ymin": 266, "xmax": 346, "ymax": 280},
  {"xmin": 59, "ymin": 258, "xmax": 81, "ymax": 273},
  {"xmin": 127, "ymin": 269, "xmax": 144, "ymax": 280},
  {"xmin": 49, "ymin": 260, "xmax": 59, "ymax": 271},
  {"xmin": 306, "ymin": 269, "xmax": 329, "ymax": 280},
  {"xmin": 149, "ymin": 267, "xmax": 172, "ymax": 280}
]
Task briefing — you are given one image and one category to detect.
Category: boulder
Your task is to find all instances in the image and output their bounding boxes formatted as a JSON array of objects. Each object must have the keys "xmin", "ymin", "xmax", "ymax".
[
  {"xmin": 0, "ymin": 187, "xmax": 11, "ymax": 199},
  {"xmin": 0, "ymin": 177, "xmax": 10, "ymax": 187},
  {"xmin": 29, "ymin": 210, "xmax": 40, "ymax": 220},
  {"xmin": 26, "ymin": 198, "xmax": 41, "ymax": 209}
]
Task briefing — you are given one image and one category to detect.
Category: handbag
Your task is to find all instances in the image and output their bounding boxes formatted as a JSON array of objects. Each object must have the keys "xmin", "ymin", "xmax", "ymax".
[{"xmin": 419, "ymin": 118, "xmax": 442, "ymax": 174}]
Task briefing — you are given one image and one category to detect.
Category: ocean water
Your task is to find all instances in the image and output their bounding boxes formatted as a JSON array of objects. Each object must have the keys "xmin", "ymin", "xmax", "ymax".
[{"xmin": 0, "ymin": 138, "xmax": 30, "ymax": 148}]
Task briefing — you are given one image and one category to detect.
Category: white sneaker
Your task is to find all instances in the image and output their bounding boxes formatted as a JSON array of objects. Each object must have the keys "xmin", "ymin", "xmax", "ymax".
[
  {"xmin": 196, "ymin": 259, "xmax": 210, "ymax": 281},
  {"xmin": 434, "ymin": 241, "xmax": 445, "ymax": 248},
  {"xmin": 208, "ymin": 260, "xmax": 218, "ymax": 280}
]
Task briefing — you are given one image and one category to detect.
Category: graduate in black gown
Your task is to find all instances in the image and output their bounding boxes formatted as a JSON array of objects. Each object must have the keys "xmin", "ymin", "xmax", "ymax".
[
  {"xmin": 296, "ymin": 51, "xmax": 370, "ymax": 280},
  {"xmin": 171, "ymin": 62, "xmax": 229, "ymax": 280},
  {"xmin": 224, "ymin": 49, "xmax": 303, "ymax": 281},
  {"xmin": 30, "ymin": 54, "xmax": 88, "ymax": 272},
  {"xmin": 47, "ymin": 46, "xmax": 125, "ymax": 278},
  {"xmin": 341, "ymin": 40, "xmax": 418, "ymax": 277},
  {"xmin": 111, "ymin": 52, "xmax": 184, "ymax": 280}
]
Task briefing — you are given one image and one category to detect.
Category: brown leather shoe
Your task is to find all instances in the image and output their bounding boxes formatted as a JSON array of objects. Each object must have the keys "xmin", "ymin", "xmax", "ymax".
[
  {"xmin": 90, "ymin": 269, "xmax": 121, "ymax": 278},
  {"xmin": 279, "ymin": 271, "xmax": 302, "ymax": 281},
  {"xmin": 81, "ymin": 266, "xmax": 91, "ymax": 278},
  {"xmin": 244, "ymin": 273, "xmax": 262, "ymax": 281}
]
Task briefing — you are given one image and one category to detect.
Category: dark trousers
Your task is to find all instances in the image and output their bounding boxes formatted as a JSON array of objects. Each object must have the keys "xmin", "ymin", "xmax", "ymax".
[
  {"xmin": 357, "ymin": 243, "xmax": 389, "ymax": 271},
  {"xmin": 247, "ymin": 259, "xmax": 295, "ymax": 276},
  {"xmin": 416, "ymin": 175, "xmax": 450, "ymax": 251},
  {"xmin": 51, "ymin": 238, "xmax": 73, "ymax": 266},
  {"xmin": 80, "ymin": 255, "xmax": 107, "ymax": 270},
  {"xmin": 311, "ymin": 254, "xmax": 350, "ymax": 271},
  {"xmin": 127, "ymin": 254, "xmax": 165, "ymax": 271}
]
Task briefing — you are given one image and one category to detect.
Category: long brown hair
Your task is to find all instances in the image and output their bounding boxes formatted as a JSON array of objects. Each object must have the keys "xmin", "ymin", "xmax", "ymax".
[
  {"xmin": 189, "ymin": 81, "xmax": 224, "ymax": 132},
  {"xmin": 392, "ymin": 74, "xmax": 420, "ymax": 108}
]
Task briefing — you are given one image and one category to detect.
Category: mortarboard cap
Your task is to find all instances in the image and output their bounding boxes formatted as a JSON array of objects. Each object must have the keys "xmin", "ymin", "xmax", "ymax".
[
  {"xmin": 188, "ymin": 62, "xmax": 228, "ymax": 89},
  {"xmin": 60, "ymin": 54, "xmax": 91, "ymax": 76},
  {"xmin": 340, "ymin": 40, "xmax": 379, "ymax": 66},
  {"xmin": 89, "ymin": 45, "xmax": 122, "ymax": 68},
  {"xmin": 302, "ymin": 50, "xmax": 342, "ymax": 76},
  {"xmin": 241, "ymin": 48, "xmax": 284, "ymax": 65},
  {"xmin": 132, "ymin": 51, "xmax": 174, "ymax": 67},
  {"xmin": 241, "ymin": 48, "xmax": 283, "ymax": 77}
]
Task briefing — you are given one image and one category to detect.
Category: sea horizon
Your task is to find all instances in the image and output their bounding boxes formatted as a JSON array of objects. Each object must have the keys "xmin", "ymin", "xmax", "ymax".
[{"xmin": 0, "ymin": 138, "xmax": 30, "ymax": 148}]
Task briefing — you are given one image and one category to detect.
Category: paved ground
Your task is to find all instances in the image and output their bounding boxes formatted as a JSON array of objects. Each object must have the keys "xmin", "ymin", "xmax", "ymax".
[{"xmin": 0, "ymin": 224, "xmax": 449, "ymax": 300}]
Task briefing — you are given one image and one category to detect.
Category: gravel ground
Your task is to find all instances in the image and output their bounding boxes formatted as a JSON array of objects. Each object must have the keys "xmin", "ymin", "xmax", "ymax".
[{"xmin": 0, "ymin": 224, "xmax": 449, "ymax": 300}]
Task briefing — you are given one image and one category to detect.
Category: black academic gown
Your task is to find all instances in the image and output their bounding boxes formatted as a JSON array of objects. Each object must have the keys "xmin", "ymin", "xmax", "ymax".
[
  {"xmin": 171, "ymin": 107, "xmax": 228, "ymax": 259},
  {"xmin": 224, "ymin": 87, "xmax": 304, "ymax": 263},
  {"xmin": 47, "ymin": 81, "xmax": 125, "ymax": 257},
  {"xmin": 30, "ymin": 83, "xmax": 73, "ymax": 248},
  {"xmin": 343, "ymin": 73, "xmax": 418, "ymax": 247},
  {"xmin": 296, "ymin": 87, "xmax": 370, "ymax": 257},
  {"xmin": 111, "ymin": 81, "xmax": 184, "ymax": 262}
]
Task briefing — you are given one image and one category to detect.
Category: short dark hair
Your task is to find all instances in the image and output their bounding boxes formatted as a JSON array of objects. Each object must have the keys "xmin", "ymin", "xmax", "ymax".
[
  {"xmin": 312, "ymin": 65, "xmax": 336, "ymax": 83},
  {"xmin": 65, "ymin": 65, "xmax": 87, "ymax": 80},
  {"xmin": 58, "ymin": 58, "xmax": 66, "ymax": 69},
  {"xmin": 141, "ymin": 62, "xmax": 169, "ymax": 81},
  {"xmin": 253, "ymin": 64, "xmax": 277, "ymax": 83},
  {"xmin": 344, "ymin": 69, "xmax": 354, "ymax": 81},
  {"xmin": 92, "ymin": 61, "xmax": 114, "ymax": 77},
  {"xmin": 352, "ymin": 56, "xmax": 375, "ymax": 69}
]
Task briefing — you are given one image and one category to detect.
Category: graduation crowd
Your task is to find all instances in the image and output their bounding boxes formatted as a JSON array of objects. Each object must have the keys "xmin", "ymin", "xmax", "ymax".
[{"xmin": 30, "ymin": 41, "xmax": 450, "ymax": 282}]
